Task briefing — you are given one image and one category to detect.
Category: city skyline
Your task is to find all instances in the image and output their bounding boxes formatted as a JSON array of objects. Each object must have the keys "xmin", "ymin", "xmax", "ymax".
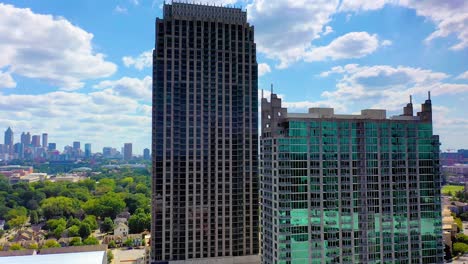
[
  {"xmin": 0, "ymin": 126, "xmax": 149, "ymax": 156},
  {"xmin": 0, "ymin": 1, "xmax": 466, "ymax": 153}
]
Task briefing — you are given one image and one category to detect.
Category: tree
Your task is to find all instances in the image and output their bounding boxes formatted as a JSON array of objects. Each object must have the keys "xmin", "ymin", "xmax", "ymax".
[
  {"xmin": 460, "ymin": 212, "xmax": 468, "ymax": 221},
  {"xmin": 96, "ymin": 179, "xmax": 115, "ymax": 195},
  {"xmin": 83, "ymin": 192, "xmax": 125, "ymax": 219},
  {"xmin": 68, "ymin": 225, "xmax": 80, "ymax": 237},
  {"xmin": 7, "ymin": 215, "xmax": 28, "ymax": 229},
  {"xmin": 30, "ymin": 210, "xmax": 39, "ymax": 225},
  {"xmin": 69, "ymin": 237, "xmax": 83, "ymax": 246},
  {"xmin": 27, "ymin": 243, "xmax": 39, "ymax": 250},
  {"xmin": 79, "ymin": 223, "xmax": 91, "ymax": 239},
  {"xmin": 456, "ymin": 233, "xmax": 468, "ymax": 244},
  {"xmin": 83, "ymin": 236, "xmax": 99, "ymax": 245},
  {"xmin": 46, "ymin": 218, "xmax": 67, "ymax": 231},
  {"xmin": 455, "ymin": 216, "xmax": 463, "ymax": 231},
  {"xmin": 9, "ymin": 243, "xmax": 23, "ymax": 251},
  {"xmin": 5, "ymin": 207, "xmax": 27, "ymax": 221},
  {"xmin": 67, "ymin": 217, "xmax": 81, "ymax": 228},
  {"xmin": 43, "ymin": 239, "xmax": 61, "ymax": 249},
  {"xmin": 83, "ymin": 215, "xmax": 98, "ymax": 231},
  {"xmin": 101, "ymin": 217, "xmax": 114, "ymax": 233},
  {"xmin": 107, "ymin": 250, "xmax": 114, "ymax": 264},
  {"xmin": 124, "ymin": 238, "xmax": 133, "ymax": 247},
  {"xmin": 108, "ymin": 240, "xmax": 117, "ymax": 248},
  {"xmin": 453, "ymin": 242, "xmax": 468, "ymax": 255},
  {"xmin": 53, "ymin": 224, "xmax": 65, "ymax": 239},
  {"xmin": 124, "ymin": 193, "xmax": 150, "ymax": 214},
  {"xmin": 40, "ymin": 196, "xmax": 80, "ymax": 219},
  {"xmin": 128, "ymin": 209, "xmax": 150, "ymax": 234}
]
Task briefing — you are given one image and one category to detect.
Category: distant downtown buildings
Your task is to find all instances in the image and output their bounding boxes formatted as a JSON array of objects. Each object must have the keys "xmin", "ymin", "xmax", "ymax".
[
  {"xmin": 150, "ymin": 2, "xmax": 444, "ymax": 264},
  {"xmin": 152, "ymin": 2, "xmax": 258, "ymax": 263},
  {"xmin": 0, "ymin": 128, "xmax": 148, "ymax": 162}
]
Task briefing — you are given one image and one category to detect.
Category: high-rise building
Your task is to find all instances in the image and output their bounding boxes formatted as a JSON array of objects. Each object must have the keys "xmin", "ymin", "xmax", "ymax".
[
  {"xmin": 85, "ymin": 143, "xmax": 92, "ymax": 158},
  {"xmin": 21, "ymin": 132, "xmax": 31, "ymax": 146},
  {"xmin": 48, "ymin": 143, "xmax": 57, "ymax": 151},
  {"xmin": 73, "ymin": 141, "xmax": 81, "ymax": 150},
  {"xmin": 4, "ymin": 127, "xmax": 14, "ymax": 149},
  {"xmin": 143, "ymin": 148, "xmax": 150, "ymax": 160},
  {"xmin": 152, "ymin": 3, "xmax": 259, "ymax": 263},
  {"xmin": 14, "ymin": 143, "xmax": 24, "ymax": 159},
  {"xmin": 42, "ymin": 133, "xmax": 48, "ymax": 148},
  {"xmin": 123, "ymin": 143, "xmax": 132, "ymax": 161},
  {"xmin": 31, "ymin": 135, "xmax": 41, "ymax": 147},
  {"xmin": 260, "ymin": 93, "xmax": 443, "ymax": 264}
]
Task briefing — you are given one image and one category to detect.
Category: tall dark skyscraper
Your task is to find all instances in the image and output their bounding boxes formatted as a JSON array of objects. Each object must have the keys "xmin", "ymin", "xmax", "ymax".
[
  {"xmin": 152, "ymin": 2, "xmax": 259, "ymax": 263},
  {"xmin": 124, "ymin": 143, "xmax": 132, "ymax": 161},
  {"xmin": 143, "ymin": 148, "xmax": 150, "ymax": 160},
  {"xmin": 42, "ymin": 133, "xmax": 48, "ymax": 148},
  {"xmin": 4, "ymin": 127, "xmax": 13, "ymax": 154},
  {"xmin": 85, "ymin": 143, "xmax": 92, "ymax": 158},
  {"xmin": 21, "ymin": 132, "xmax": 31, "ymax": 146},
  {"xmin": 31, "ymin": 135, "xmax": 41, "ymax": 147}
]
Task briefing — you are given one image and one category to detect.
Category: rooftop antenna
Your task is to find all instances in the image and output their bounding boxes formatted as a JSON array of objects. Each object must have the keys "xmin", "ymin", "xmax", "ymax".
[
  {"xmin": 410, "ymin": 95, "xmax": 412, "ymax": 104},
  {"xmin": 261, "ymin": 89, "xmax": 264, "ymax": 99},
  {"xmin": 271, "ymin": 83, "xmax": 273, "ymax": 94},
  {"xmin": 428, "ymin": 91, "xmax": 431, "ymax": 100}
]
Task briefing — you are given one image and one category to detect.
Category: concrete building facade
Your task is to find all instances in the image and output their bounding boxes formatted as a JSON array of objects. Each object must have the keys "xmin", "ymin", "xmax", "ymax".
[
  {"xmin": 152, "ymin": 2, "xmax": 259, "ymax": 263},
  {"xmin": 260, "ymin": 93, "xmax": 443, "ymax": 263}
]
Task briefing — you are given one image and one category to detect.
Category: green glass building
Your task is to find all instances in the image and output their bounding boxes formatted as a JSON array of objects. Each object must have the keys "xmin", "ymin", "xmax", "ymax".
[{"xmin": 260, "ymin": 93, "xmax": 443, "ymax": 264}]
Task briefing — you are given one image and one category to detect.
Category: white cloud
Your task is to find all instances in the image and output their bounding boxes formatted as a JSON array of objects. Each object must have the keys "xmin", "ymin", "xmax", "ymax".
[
  {"xmin": 381, "ymin": 39, "xmax": 392, "ymax": 46},
  {"xmin": 322, "ymin": 26, "xmax": 334, "ymax": 36},
  {"xmin": 319, "ymin": 64, "xmax": 464, "ymax": 111},
  {"xmin": 340, "ymin": 0, "xmax": 468, "ymax": 50},
  {"xmin": 114, "ymin": 5, "xmax": 128, "ymax": 14},
  {"xmin": 0, "ymin": 3, "xmax": 117, "ymax": 90},
  {"xmin": 0, "ymin": 70, "xmax": 16, "ymax": 88},
  {"xmin": 258, "ymin": 63, "xmax": 271, "ymax": 77},
  {"xmin": 94, "ymin": 76, "xmax": 152, "ymax": 101},
  {"xmin": 123, "ymin": 50, "xmax": 153, "ymax": 70},
  {"xmin": 305, "ymin": 32, "xmax": 380, "ymax": 62},
  {"xmin": 247, "ymin": 0, "xmax": 340, "ymax": 68},
  {"xmin": 0, "ymin": 90, "xmax": 151, "ymax": 154},
  {"xmin": 456, "ymin": 71, "xmax": 468, "ymax": 80},
  {"xmin": 130, "ymin": 0, "xmax": 139, "ymax": 5}
]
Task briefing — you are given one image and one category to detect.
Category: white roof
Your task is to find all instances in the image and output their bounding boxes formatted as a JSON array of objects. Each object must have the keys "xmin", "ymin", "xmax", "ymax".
[{"xmin": 0, "ymin": 251, "xmax": 105, "ymax": 264}]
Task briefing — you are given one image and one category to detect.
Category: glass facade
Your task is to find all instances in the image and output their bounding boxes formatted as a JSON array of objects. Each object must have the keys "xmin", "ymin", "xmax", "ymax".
[{"xmin": 261, "ymin": 95, "xmax": 443, "ymax": 264}]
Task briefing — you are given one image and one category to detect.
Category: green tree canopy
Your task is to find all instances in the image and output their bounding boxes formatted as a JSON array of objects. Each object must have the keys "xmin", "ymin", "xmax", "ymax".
[
  {"xmin": 453, "ymin": 242, "xmax": 468, "ymax": 255},
  {"xmin": 43, "ymin": 239, "xmax": 61, "ymax": 249},
  {"xmin": 101, "ymin": 217, "xmax": 114, "ymax": 233},
  {"xmin": 83, "ymin": 192, "xmax": 125, "ymax": 219},
  {"xmin": 83, "ymin": 236, "xmax": 99, "ymax": 245},
  {"xmin": 128, "ymin": 208, "xmax": 150, "ymax": 234},
  {"xmin": 79, "ymin": 223, "xmax": 91, "ymax": 239},
  {"xmin": 40, "ymin": 196, "xmax": 80, "ymax": 219}
]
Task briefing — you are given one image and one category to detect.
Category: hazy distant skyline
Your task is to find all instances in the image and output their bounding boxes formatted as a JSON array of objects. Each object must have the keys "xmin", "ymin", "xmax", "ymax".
[{"xmin": 0, "ymin": 0, "xmax": 467, "ymax": 152}]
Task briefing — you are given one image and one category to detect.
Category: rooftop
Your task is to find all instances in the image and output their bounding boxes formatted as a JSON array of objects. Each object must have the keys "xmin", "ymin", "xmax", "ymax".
[
  {"xmin": 0, "ymin": 251, "xmax": 105, "ymax": 264},
  {"xmin": 163, "ymin": 1, "xmax": 247, "ymax": 24}
]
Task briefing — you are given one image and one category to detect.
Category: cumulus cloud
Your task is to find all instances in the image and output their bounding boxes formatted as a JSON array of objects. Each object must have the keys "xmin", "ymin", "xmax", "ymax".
[
  {"xmin": 305, "ymin": 32, "xmax": 380, "ymax": 62},
  {"xmin": 340, "ymin": 0, "xmax": 468, "ymax": 50},
  {"xmin": 0, "ymin": 90, "xmax": 151, "ymax": 153},
  {"xmin": 0, "ymin": 70, "xmax": 16, "ymax": 88},
  {"xmin": 456, "ymin": 71, "xmax": 468, "ymax": 80},
  {"xmin": 123, "ymin": 50, "xmax": 153, "ymax": 70},
  {"xmin": 322, "ymin": 26, "xmax": 334, "ymax": 36},
  {"xmin": 94, "ymin": 76, "xmax": 152, "ymax": 101},
  {"xmin": 258, "ymin": 63, "xmax": 271, "ymax": 77},
  {"xmin": 0, "ymin": 3, "xmax": 117, "ymax": 90},
  {"xmin": 319, "ymin": 64, "xmax": 466, "ymax": 111}
]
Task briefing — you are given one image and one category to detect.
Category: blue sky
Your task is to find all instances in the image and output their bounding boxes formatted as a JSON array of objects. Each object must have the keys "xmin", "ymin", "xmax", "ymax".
[{"xmin": 0, "ymin": 0, "xmax": 467, "ymax": 154}]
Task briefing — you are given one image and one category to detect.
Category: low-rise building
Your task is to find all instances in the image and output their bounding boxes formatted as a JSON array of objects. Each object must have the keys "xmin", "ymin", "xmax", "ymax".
[{"xmin": 114, "ymin": 222, "xmax": 128, "ymax": 237}]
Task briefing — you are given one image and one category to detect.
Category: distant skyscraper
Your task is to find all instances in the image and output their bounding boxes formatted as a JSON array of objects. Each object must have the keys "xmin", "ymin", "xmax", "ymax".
[
  {"xmin": 143, "ymin": 148, "xmax": 150, "ymax": 160},
  {"xmin": 14, "ymin": 143, "xmax": 24, "ymax": 159},
  {"xmin": 123, "ymin": 143, "xmax": 132, "ymax": 161},
  {"xmin": 260, "ymin": 93, "xmax": 443, "ymax": 263},
  {"xmin": 42, "ymin": 133, "xmax": 48, "ymax": 148},
  {"xmin": 4, "ymin": 127, "xmax": 13, "ymax": 151},
  {"xmin": 48, "ymin": 143, "xmax": 57, "ymax": 151},
  {"xmin": 73, "ymin": 141, "xmax": 81, "ymax": 150},
  {"xmin": 21, "ymin": 132, "xmax": 31, "ymax": 146},
  {"xmin": 31, "ymin": 135, "xmax": 41, "ymax": 147},
  {"xmin": 152, "ymin": 3, "xmax": 259, "ymax": 263},
  {"xmin": 85, "ymin": 143, "xmax": 92, "ymax": 158}
]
